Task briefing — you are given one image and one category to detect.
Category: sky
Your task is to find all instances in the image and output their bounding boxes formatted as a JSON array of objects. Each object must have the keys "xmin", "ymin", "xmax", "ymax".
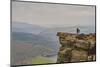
[{"xmin": 12, "ymin": 1, "xmax": 95, "ymax": 27}]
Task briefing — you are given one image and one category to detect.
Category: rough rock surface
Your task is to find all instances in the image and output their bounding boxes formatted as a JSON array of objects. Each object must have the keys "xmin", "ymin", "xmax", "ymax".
[{"xmin": 57, "ymin": 32, "xmax": 96, "ymax": 63}]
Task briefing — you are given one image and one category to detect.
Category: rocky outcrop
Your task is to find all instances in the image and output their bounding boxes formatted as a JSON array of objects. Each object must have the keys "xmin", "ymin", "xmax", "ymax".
[{"xmin": 57, "ymin": 32, "xmax": 96, "ymax": 63}]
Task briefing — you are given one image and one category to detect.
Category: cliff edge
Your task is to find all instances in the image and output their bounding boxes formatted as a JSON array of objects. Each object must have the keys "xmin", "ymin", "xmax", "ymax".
[{"xmin": 57, "ymin": 32, "xmax": 96, "ymax": 63}]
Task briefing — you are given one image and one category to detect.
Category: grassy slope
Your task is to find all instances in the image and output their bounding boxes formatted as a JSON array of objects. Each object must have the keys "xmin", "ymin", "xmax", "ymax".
[{"xmin": 31, "ymin": 56, "xmax": 55, "ymax": 64}]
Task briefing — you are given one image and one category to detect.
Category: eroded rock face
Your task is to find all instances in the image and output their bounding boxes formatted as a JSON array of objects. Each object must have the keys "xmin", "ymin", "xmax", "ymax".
[{"xmin": 57, "ymin": 32, "xmax": 96, "ymax": 63}]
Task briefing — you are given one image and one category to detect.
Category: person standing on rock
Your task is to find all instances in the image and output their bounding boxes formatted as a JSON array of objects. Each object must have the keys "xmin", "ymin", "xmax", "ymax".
[{"xmin": 77, "ymin": 28, "xmax": 80, "ymax": 35}]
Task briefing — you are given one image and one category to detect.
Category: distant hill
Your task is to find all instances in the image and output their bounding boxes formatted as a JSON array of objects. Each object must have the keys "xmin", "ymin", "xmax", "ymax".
[
  {"xmin": 12, "ymin": 22, "xmax": 47, "ymax": 35},
  {"xmin": 12, "ymin": 32, "xmax": 58, "ymax": 50}
]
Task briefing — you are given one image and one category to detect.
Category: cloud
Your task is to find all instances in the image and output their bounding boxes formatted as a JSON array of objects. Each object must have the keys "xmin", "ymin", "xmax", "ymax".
[{"xmin": 12, "ymin": 1, "xmax": 95, "ymax": 27}]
